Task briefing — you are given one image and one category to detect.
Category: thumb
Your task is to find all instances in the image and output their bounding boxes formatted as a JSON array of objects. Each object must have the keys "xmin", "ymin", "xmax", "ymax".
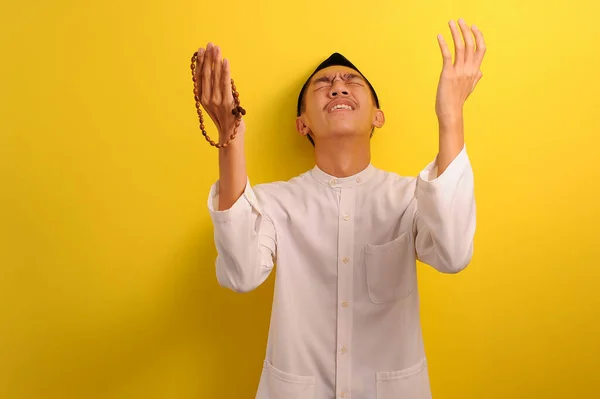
[{"xmin": 471, "ymin": 71, "xmax": 483, "ymax": 93}]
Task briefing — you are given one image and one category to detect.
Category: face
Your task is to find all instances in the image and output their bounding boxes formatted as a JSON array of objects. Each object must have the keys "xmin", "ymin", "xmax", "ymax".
[{"xmin": 296, "ymin": 66, "xmax": 385, "ymax": 143}]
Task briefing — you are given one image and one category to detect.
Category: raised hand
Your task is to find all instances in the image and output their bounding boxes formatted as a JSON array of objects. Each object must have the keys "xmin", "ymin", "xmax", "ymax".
[
  {"xmin": 194, "ymin": 43, "xmax": 246, "ymax": 145},
  {"xmin": 435, "ymin": 19, "xmax": 486, "ymax": 122}
]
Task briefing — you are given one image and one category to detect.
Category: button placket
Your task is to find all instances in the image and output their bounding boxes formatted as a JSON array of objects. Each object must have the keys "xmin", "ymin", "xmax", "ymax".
[{"xmin": 335, "ymin": 187, "xmax": 355, "ymax": 398}]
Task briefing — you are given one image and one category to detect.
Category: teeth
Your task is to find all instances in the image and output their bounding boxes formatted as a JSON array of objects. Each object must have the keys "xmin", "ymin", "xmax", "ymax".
[{"xmin": 330, "ymin": 104, "xmax": 352, "ymax": 111}]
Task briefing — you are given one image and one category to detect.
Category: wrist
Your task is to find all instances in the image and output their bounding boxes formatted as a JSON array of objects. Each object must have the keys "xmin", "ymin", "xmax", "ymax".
[
  {"xmin": 218, "ymin": 120, "xmax": 246, "ymax": 139},
  {"xmin": 217, "ymin": 129, "xmax": 244, "ymax": 155},
  {"xmin": 437, "ymin": 111, "xmax": 463, "ymax": 126},
  {"xmin": 438, "ymin": 114, "xmax": 463, "ymax": 133}
]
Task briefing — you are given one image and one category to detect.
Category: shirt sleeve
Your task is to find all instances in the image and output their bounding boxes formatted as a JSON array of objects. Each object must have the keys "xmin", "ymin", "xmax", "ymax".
[
  {"xmin": 208, "ymin": 178, "xmax": 276, "ymax": 292},
  {"xmin": 412, "ymin": 145, "xmax": 476, "ymax": 273}
]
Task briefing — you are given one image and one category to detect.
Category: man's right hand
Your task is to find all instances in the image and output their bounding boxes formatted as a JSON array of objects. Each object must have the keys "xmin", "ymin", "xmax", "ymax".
[
  {"xmin": 196, "ymin": 43, "xmax": 248, "ymax": 211},
  {"xmin": 195, "ymin": 43, "xmax": 246, "ymax": 141}
]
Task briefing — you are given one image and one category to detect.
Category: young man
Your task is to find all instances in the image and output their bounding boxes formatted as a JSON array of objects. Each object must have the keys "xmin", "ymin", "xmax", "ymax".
[{"xmin": 197, "ymin": 18, "xmax": 486, "ymax": 399}]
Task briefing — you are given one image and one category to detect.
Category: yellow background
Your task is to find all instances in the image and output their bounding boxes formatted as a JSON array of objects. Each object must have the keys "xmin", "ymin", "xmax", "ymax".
[{"xmin": 1, "ymin": 0, "xmax": 599, "ymax": 398}]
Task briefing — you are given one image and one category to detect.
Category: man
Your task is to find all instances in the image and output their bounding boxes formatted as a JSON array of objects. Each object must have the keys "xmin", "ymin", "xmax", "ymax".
[{"xmin": 196, "ymin": 18, "xmax": 486, "ymax": 399}]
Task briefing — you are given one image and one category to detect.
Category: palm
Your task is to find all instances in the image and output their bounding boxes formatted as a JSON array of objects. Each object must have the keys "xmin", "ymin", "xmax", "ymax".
[{"xmin": 195, "ymin": 43, "xmax": 246, "ymax": 143}]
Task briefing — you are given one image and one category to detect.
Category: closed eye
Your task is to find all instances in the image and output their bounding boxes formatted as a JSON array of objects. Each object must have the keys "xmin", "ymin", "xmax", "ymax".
[
  {"xmin": 345, "ymin": 74, "xmax": 364, "ymax": 85},
  {"xmin": 314, "ymin": 76, "xmax": 332, "ymax": 84},
  {"xmin": 312, "ymin": 76, "xmax": 332, "ymax": 91},
  {"xmin": 311, "ymin": 73, "xmax": 365, "ymax": 90}
]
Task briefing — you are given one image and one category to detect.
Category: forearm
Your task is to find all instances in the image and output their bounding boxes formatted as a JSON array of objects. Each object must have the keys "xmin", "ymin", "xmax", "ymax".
[
  {"xmin": 218, "ymin": 130, "xmax": 247, "ymax": 211},
  {"xmin": 437, "ymin": 115, "xmax": 465, "ymax": 177},
  {"xmin": 213, "ymin": 209, "xmax": 276, "ymax": 293},
  {"xmin": 208, "ymin": 174, "xmax": 277, "ymax": 293},
  {"xmin": 414, "ymin": 144, "xmax": 475, "ymax": 273}
]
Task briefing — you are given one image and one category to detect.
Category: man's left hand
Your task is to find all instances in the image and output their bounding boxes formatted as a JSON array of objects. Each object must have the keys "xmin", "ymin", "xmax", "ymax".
[{"xmin": 435, "ymin": 19, "xmax": 486, "ymax": 124}]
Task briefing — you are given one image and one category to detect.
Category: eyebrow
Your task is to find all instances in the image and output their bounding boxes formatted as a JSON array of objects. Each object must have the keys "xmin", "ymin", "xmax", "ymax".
[{"xmin": 311, "ymin": 73, "xmax": 363, "ymax": 85}]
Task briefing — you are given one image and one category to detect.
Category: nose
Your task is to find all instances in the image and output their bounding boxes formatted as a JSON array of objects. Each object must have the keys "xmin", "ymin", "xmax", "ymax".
[{"xmin": 329, "ymin": 78, "xmax": 349, "ymax": 98}]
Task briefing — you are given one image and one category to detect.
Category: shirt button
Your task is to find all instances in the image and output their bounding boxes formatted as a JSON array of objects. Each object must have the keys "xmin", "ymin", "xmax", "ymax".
[
  {"xmin": 329, "ymin": 179, "xmax": 337, "ymax": 186},
  {"xmin": 342, "ymin": 257, "xmax": 349, "ymax": 264},
  {"xmin": 343, "ymin": 214, "xmax": 349, "ymax": 221},
  {"xmin": 356, "ymin": 177, "xmax": 361, "ymax": 183},
  {"xmin": 340, "ymin": 346, "xmax": 347, "ymax": 354},
  {"xmin": 341, "ymin": 301, "xmax": 348, "ymax": 308},
  {"xmin": 340, "ymin": 392, "xmax": 347, "ymax": 398}
]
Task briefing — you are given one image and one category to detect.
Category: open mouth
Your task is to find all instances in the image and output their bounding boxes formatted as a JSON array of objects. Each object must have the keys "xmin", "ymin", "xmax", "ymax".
[{"xmin": 329, "ymin": 103, "xmax": 354, "ymax": 112}]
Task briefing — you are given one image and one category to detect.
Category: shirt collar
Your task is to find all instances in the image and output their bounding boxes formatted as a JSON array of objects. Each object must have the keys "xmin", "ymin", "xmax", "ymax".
[{"xmin": 310, "ymin": 163, "xmax": 376, "ymax": 189}]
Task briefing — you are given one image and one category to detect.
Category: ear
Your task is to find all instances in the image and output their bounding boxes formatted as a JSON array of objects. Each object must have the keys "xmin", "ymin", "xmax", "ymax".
[
  {"xmin": 372, "ymin": 109, "xmax": 385, "ymax": 129},
  {"xmin": 296, "ymin": 116, "xmax": 312, "ymax": 136}
]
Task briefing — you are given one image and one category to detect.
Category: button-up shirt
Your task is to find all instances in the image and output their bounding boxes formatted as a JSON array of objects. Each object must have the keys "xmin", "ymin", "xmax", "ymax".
[{"xmin": 208, "ymin": 145, "xmax": 475, "ymax": 399}]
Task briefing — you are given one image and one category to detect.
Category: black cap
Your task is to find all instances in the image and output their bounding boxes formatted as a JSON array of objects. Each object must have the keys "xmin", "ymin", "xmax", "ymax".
[{"xmin": 296, "ymin": 52, "xmax": 380, "ymax": 116}]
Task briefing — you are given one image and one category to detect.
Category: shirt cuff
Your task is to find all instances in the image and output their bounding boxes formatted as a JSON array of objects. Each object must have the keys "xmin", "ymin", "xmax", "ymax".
[
  {"xmin": 417, "ymin": 144, "xmax": 470, "ymax": 190},
  {"xmin": 207, "ymin": 177, "xmax": 258, "ymax": 223}
]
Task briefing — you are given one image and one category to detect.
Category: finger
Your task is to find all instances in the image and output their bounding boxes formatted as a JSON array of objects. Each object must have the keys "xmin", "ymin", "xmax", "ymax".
[
  {"xmin": 448, "ymin": 20, "xmax": 464, "ymax": 67},
  {"xmin": 195, "ymin": 47, "xmax": 205, "ymax": 100},
  {"xmin": 458, "ymin": 18, "xmax": 474, "ymax": 65},
  {"xmin": 472, "ymin": 24, "xmax": 487, "ymax": 67},
  {"xmin": 222, "ymin": 58, "xmax": 233, "ymax": 106},
  {"xmin": 437, "ymin": 34, "xmax": 452, "ymax": 69},
  {"xmin": 201, "ymin": 42, "xmax": 214, "ymax": 104},
  {"xmin": 212, "ymin": 46, "xmax": 223, "ymax": 105}
]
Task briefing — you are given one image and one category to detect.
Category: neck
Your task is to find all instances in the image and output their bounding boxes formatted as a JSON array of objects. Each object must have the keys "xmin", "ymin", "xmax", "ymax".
[{"xmin": 313, "ymin": 135, "xmax": 371, "ymax": 177}]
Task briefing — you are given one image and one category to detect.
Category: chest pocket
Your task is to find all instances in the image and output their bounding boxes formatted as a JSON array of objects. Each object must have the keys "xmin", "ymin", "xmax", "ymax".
[{"xmin": 364, "ymin": 232, "xmax": 416, "ymax": 304}]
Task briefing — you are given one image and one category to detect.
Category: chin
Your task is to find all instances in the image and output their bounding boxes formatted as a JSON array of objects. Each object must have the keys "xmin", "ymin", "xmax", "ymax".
[{"xmin": 328, "ymin": 120, "xmax": 363, "ymax": 136}]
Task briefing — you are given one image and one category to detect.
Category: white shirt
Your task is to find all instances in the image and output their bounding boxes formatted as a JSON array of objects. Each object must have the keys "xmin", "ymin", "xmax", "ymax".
[{"xmin": 208, "ymin": 145, "xmax": 475, "ymax": 399}]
